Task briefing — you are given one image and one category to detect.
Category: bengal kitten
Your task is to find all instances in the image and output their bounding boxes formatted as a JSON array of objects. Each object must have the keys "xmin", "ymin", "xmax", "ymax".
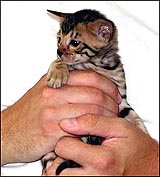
[{"xmin": 42, "ymin": 9, "xmax": 149, "ymax": 175}]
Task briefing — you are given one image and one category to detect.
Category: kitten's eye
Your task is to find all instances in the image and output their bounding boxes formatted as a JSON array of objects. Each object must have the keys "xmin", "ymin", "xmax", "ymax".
[
  {"xmin": 70, "ymin": 40, "xmax": 80, "ymax": 47},
  {"xmin": 57, "ymin": 37, "xmax": 61, "ymax": 44}
]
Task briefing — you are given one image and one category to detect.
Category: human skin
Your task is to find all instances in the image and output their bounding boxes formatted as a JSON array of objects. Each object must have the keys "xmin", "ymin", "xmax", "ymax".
[
  {"xmin": 1, "ymin": 70, "xmax": 121, "ymax": 166},
  {"xmin": 43, "ymin": 115, "xmax": 159, "ymax": 176}
]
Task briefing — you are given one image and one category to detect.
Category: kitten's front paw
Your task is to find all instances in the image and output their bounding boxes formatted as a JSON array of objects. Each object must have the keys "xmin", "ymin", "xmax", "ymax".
[
  {"xmin": 46, "ymin": 61, "xmax": 69, "ymax": 88},
  {"xmin": 47, "ymin": 69, "xmax": 68, "ymax": 88}
]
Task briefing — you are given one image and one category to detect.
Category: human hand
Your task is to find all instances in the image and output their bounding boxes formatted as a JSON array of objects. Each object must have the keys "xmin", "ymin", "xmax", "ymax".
[
  {"xmin": 44, "ymin": 114, "xmax": 159, "ymax": 176},
  {"xmin": 1, "ymin": 70, "xmax": 121, "ymax": 165}
]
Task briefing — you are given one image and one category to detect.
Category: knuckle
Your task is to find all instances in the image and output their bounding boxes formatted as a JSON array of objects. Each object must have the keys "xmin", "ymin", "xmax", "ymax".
[
  {"xmin": 55, "ymin": 137, "xmax": 68, "ymax": 155},
  {"xmin": 111, "ymin": 84, "xmax": 119, "ymax": 98},
  {"xmin": 94, "ymin": 89, "xmax": 105, "ymax": 105},
  {"xmin": 41, "ymin": 87, "xmax": 52, "ymax": 98},
  {"xmin": 41, "ymin": 86, "xmax": 57, "ymax": 99},
  {"xmin": 89, "ymin": 71, "xmax": 101, "ymax": 84},
  {"xmin": 55, "ymin": 141, "xmax": 62, "ymax": 154},
  {"xmin": 93, "ymin": 154, "xmax": 110, "ymax": 169},
  {"xmin": 85, "ymin": 88, "xmax": 105, "ymax": 106},
  {"xmin": 112, "ymin": 103, "xmax": 119, "ymax": 115},
  {"xmin": 94, "ymin": 150, "xmax": 118, "ymax": 170},
  {"xmin": 89, "ymin": 105, "xmax": 104, "ymax": 115},
  {"xmin": 76, "ymin": 114, "xmax": 100, "ymax": 131}
]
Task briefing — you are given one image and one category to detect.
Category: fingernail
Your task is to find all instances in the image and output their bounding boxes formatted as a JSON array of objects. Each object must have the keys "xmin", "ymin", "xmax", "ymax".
[
  {"xmin": 117, "ymin": 93, "xmax": 122, "ymax": 104},
  {"xmin": 60, "ymin": 118, "xmax": 77, "ymax": 129}
]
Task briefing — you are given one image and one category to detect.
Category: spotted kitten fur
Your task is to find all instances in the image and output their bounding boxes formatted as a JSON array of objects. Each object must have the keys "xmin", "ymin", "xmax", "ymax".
[{"xmin": 42, "ymin": 9, "xmax": 149, "ymax": 175}]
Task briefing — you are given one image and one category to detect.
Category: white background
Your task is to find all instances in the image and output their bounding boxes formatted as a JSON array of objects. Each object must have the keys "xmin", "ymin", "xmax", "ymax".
[{"xmin": 1, "ymin": 1, "xmax": 159, "ymax": 176}]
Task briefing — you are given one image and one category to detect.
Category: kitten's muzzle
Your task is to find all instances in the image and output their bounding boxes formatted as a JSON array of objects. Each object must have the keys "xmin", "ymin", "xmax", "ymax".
[{"xmin": 57, "ymin": 49, "xmax": 63, "ymax": 58}]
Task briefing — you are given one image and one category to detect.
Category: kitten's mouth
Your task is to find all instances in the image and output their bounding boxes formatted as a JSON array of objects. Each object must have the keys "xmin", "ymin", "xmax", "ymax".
[{"xmin": 58, "ymin": 55, "xmax": 81, "ymax": 65}]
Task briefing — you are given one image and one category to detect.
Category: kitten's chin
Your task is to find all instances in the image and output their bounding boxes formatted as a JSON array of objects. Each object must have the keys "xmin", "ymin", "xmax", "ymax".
[
  {"xmin": 64, "ymin": 61, "xmax": 81, "ymax": 66},
  {"xmin": 61, "ymin": 57, "xmax": 83, "ymax": 65}
]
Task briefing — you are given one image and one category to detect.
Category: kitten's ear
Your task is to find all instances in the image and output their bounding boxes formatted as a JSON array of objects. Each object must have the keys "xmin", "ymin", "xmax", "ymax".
[
  {"xmin": 47, "ymin": 10, "xmax": 71, "ymax": 23},
  {"xmin": 87, "ymin": 19, "xmax": 113, "ymax": 42}
]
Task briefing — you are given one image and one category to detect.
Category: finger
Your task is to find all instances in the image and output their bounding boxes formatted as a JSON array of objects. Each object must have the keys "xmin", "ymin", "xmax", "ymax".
[
  {"xmin": 41, "ymin": 71, "xmax": 122, "ymax": 104},
  {"xmin": 42, "ymin": 85, "xmax": 118, "ymax": 114},
  {"xmin": 45, "ymin": 104, "xmax": 116, "ymax": 121},
  {"xmin": 67, "ymin": 70, "xmax": 122, "ymax": 104},
  {"xmin": 55, "ymin": 137, "xmax": 108, "ymax": 166},
  {"xmin": 60, "ymin": 114, "xmax": 126, "ymax": 138}
]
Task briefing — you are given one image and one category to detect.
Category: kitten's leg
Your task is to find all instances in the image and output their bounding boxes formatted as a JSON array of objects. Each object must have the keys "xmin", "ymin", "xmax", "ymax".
[
  {"xmin": 119, "ymin": 99, "xmax": 149, "ymax": 134},
  {"xmin": 127, "ymin": 110, "xmax": 149, "ymax": 134},
  {"xmin": 56, "ymin": 160, "xmax": 80, "ymax": 175},
  {"xmin": 47, "ymin": 59, "xmax": 69, "ymax": 88},
  {"xmin": 41, "ymin": 151, "xmax": 57, "ymax": 173}
]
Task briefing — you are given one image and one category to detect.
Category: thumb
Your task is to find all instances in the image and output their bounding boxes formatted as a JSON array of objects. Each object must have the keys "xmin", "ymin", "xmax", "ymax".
[{"xmin": 59, "ymin": 114, "xmax": 123, "ymax": 138}]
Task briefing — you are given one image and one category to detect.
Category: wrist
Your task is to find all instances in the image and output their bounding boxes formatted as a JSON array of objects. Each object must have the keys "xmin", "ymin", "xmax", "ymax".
[
  {"xmin": 143, "ymin": 139, "xmax": 159, "ymax": 176},
  {"xmin": 150, "ymin": 140, "xmax": 159, "ymax": 176},
  {"xmin": 124, "ymin": 137, "xmax": 159, "ymax": 176}
]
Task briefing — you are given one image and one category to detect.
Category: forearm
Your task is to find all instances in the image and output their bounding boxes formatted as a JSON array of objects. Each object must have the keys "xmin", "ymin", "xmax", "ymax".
[
  {"xmin": 1, "ymin": 107, "xmax": 16, "ymax": 165},
  {"xmin": 1, "ymin": 97, "xmax": 37, "ymax": 166},
  {"xmin": 150, "ymin": 144, "xmax": 159, "ymax": 176}
]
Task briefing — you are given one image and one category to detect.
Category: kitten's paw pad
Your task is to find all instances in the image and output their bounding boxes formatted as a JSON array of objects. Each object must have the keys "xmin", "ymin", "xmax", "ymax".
[{"xmin": 47, "ymin": 69, "xmax": 69, "ymax": 88}]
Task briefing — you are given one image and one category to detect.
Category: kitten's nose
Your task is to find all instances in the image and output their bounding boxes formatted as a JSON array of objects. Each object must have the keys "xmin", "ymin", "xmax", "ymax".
[{"xmin": 57, "ymin": 49, "xmax": 63, "ymax": 58}]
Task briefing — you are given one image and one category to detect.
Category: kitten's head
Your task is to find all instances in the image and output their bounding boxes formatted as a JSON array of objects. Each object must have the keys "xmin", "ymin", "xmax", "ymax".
[{"xmin": 47, "ymin": 9, "xmax": 117, "ymax": 65}]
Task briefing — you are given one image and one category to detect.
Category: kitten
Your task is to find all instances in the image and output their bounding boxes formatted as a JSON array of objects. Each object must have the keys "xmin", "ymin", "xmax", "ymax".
[{"xmin": 42, "ymin": 9, "xmax": 149, "ymax": 175}]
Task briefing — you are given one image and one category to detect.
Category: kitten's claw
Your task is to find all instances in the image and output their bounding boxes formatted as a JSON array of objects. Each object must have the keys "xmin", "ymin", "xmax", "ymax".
[{"xmin": 47, "ymin": 73, "xmax": 68, "ymax": 88}]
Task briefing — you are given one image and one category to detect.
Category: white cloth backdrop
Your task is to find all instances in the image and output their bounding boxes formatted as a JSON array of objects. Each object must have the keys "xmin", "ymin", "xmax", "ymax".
[{"xmin": 1, "ymin": 1, "xmax": 159, "ymax": 176}]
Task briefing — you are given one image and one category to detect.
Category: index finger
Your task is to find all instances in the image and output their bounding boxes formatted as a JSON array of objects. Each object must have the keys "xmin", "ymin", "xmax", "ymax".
[
  {"xmin": 67, "ymin": 70, "xmax": 121, "ymax": 104},
  {"xmin": 55, "ymin": 136, "xmax": 108, "ymax": 166}
]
